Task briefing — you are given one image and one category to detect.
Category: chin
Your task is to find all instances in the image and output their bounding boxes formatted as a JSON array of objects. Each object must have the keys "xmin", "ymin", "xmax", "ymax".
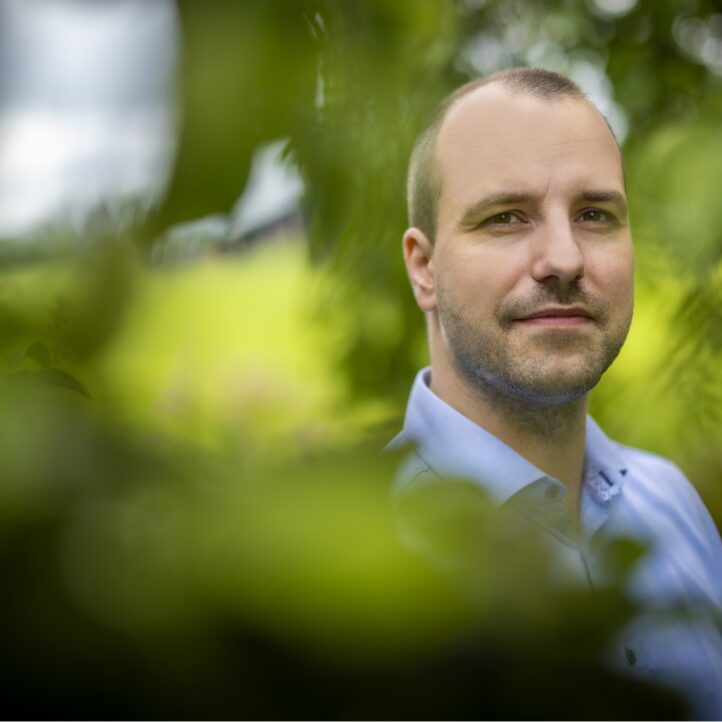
[
  {"xmin": 460, "ymin": 360, "xmax": 598, "ymax": 408},
  {"xmin": 504, "ymin": 378, "xmax": 594, "ymax": 406},
  {"xmin": 449, "ymin": 334, "xmax": 620, "ymax": 407},
  {"xmin": 497, "ymin": 355, "xmax": 608, "ymax": 405}
]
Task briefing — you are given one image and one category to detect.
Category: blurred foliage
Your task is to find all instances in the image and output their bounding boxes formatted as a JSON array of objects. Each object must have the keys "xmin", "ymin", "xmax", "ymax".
[
  {"xmin": 0, "ymin": 376, "xmax": 684, "ymax": 717},
  {"xmin": 1, "ymin": 0, "xmax": 722, "ymax": 717}
]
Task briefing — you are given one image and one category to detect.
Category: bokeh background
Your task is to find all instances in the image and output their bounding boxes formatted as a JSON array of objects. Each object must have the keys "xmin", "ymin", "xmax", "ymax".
[{"xmin": 0, "ymin": 0, "xmax": 720, "ymax": 717}]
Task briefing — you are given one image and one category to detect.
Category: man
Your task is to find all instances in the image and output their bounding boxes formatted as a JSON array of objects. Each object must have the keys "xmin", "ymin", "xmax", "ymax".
[{"xmin": 389, "ymin": 68, "xmax": 722, "ymax": 717}]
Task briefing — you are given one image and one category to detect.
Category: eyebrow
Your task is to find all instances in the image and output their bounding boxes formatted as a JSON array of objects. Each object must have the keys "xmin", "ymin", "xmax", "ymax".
[
  {"xmin": 574, "ymin": 190, "xmax": 628, "ymax": 219},
  {"xmin": 459, "ymin": 188, "xmax": 628, "ymax": 227}
]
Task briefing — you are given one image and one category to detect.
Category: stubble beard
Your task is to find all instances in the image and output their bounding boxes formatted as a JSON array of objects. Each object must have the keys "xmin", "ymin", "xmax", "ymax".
[{"xmin": 436, "ymin": 283, "xmax": 633, "ymax": 416}]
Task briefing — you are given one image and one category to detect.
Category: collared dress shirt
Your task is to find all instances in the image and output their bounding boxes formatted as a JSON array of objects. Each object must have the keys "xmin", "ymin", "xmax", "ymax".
[{"xmin": 388, "ymin": 368, "xmax": 722, "ymax": 719}]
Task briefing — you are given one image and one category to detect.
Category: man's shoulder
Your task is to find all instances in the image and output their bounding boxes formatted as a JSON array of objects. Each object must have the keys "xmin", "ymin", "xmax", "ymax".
[
  {"xmin": 614, "ymin": 440, "xmax": 708, "ymax": 516},
  {"xmin": 616, "ymin": 442, "xmax": 687, "ymax": 487},
  {"xmin": 611, "ymin": 439, "xmax": 722, "ymax": 580}
]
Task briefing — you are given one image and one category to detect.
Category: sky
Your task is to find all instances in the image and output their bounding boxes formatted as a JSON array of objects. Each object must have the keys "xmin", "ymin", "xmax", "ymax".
[{"xmin": 0, "ymin": 0, "xmax": 179, "ymax": 237}]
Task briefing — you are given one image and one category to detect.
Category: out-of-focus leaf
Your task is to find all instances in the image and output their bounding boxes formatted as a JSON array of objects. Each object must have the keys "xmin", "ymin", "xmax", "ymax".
[
  {"xmin": 151, "ymin": 0, "xmax": 318, "ymax": 235},
  {"xmin": 10, "ymin": 368, "xmax": 91, "ymax": 399},
  {"xmin": 628, "ymin": 119, "xmax": 722, "ymax": 274},
  {"xmin": 24, "ymin": 342, "xmax": 51, "ymax": 369}
]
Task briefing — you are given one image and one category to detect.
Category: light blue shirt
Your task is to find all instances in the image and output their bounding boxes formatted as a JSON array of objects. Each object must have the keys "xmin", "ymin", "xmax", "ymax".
[{"xmin": 389, "ymin": 367, "xmax": 722, "ymax": 718}]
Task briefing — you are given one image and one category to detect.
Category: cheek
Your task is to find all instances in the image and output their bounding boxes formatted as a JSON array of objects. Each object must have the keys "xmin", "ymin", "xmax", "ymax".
[
  {"xmin": 441, "ymin": 246, "xmax": 524, "ymax": 302},
  {"xmin": 588, "ymin": 246, "xmax": 635, "ymax": 306}
]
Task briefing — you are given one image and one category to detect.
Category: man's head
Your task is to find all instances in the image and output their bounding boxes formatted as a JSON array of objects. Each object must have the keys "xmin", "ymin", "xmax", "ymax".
[{"xmin": 403, "ymin": 67, "xmax": 634, "ymax": 407}]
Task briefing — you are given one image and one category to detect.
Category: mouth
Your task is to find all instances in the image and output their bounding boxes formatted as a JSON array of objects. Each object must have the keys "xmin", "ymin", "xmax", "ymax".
[{"xmin": 515, "ymin": 306, "xmax": 595, "ymax": 327}]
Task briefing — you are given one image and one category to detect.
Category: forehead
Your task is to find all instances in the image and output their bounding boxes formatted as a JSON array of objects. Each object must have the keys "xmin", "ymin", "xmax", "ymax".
[{"xmin": 434, "ymin": 85, "xmax": 624, "ymax": 217}]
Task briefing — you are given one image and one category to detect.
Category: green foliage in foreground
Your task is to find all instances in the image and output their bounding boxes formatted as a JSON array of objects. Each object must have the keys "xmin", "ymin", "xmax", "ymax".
[{"xmin": 0, "ymin": 362, "xmax": 683, "ymax": 719}]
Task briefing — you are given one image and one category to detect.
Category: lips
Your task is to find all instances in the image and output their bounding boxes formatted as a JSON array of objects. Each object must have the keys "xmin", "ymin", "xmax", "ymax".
[
  {"xmin": 519, "ymin": 307, "xmax": 593, "ymax": 321},
  {"xmin": 515, "ymin": 306, "xmax": 595, "ymax": 327}
]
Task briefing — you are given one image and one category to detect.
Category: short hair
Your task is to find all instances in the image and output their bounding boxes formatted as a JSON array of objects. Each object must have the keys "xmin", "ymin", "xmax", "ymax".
[{"xmin": 407, "ymin": 68, "xmax": 588, "ymax": 243}]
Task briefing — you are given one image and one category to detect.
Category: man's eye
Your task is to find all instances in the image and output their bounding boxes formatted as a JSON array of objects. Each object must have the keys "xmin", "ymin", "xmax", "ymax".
[
  {"xmin": 579, "ymin": 208, "xmax": 610, "ymax": 223},
  {"xmin": 486, "ymin": 212, "xmax": 522, "ymax": 225}
]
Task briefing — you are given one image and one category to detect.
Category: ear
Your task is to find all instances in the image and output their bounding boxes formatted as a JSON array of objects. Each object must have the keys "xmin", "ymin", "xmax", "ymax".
[{"xmin": 403, "ymin": 227, "xmax": 437, "ymax": 313}]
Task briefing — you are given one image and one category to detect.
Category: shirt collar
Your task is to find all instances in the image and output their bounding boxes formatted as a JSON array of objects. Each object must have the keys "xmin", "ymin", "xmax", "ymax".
[
  {"xmin": 401, "ymin": 367, "xmax": 547, "ymax": 504},
  {"xmin": 400, "ymin": 367, "xmax": 629, "ymax": 509}
]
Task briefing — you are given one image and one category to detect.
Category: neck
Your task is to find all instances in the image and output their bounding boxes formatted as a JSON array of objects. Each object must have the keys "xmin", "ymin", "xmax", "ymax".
[{"xmin": 429, "ymin": 360, "xmax": 588, "ymax": 518}]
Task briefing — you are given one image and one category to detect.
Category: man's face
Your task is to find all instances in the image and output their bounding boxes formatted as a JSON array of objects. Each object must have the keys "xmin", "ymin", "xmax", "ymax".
[{"xmin": 426, "ymin": 86, "xmax": 634, "ymax": 405}]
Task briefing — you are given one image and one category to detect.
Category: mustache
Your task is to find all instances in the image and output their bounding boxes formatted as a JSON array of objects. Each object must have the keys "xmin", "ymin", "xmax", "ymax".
[{"xmin": 499, "ymin": 286, "xmax": 611, "ymax": 323}]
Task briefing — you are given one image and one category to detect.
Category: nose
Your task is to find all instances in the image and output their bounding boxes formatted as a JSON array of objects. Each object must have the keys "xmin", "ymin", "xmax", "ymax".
[{"xmin": 529, "ymin": 215, "xmax": 585, "ymax": 286}]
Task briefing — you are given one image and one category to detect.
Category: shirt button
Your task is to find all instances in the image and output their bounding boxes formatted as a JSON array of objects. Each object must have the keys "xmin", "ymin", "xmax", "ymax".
[
  {"xmin": 545, "ymin": 485, "xmax": 560, "ymax": 500},
  {"xmin": 625, "ymin": 647, "xmax": 637, "ymax": 667}
]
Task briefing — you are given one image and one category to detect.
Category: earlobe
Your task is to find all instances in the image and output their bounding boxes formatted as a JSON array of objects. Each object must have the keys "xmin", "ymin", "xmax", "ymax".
[{"xmin": 402, "ymin": 227, "xmax": 437, "ymax": 312}]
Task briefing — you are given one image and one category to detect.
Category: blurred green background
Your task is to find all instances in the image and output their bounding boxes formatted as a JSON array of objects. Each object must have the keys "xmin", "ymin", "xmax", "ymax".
[{"xmin": 0, "ymin": 0, "xmax": 720, "ymax": 717}]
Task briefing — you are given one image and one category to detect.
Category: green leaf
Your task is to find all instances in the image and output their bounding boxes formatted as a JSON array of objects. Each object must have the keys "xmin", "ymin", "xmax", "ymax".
[
  {"xmin": 24, "ymin": 342, "xmax": 51, "ymax": 369},
  {"xmin": 11, "ymin": 368, "xmax": 92, "ymax": 399}
]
